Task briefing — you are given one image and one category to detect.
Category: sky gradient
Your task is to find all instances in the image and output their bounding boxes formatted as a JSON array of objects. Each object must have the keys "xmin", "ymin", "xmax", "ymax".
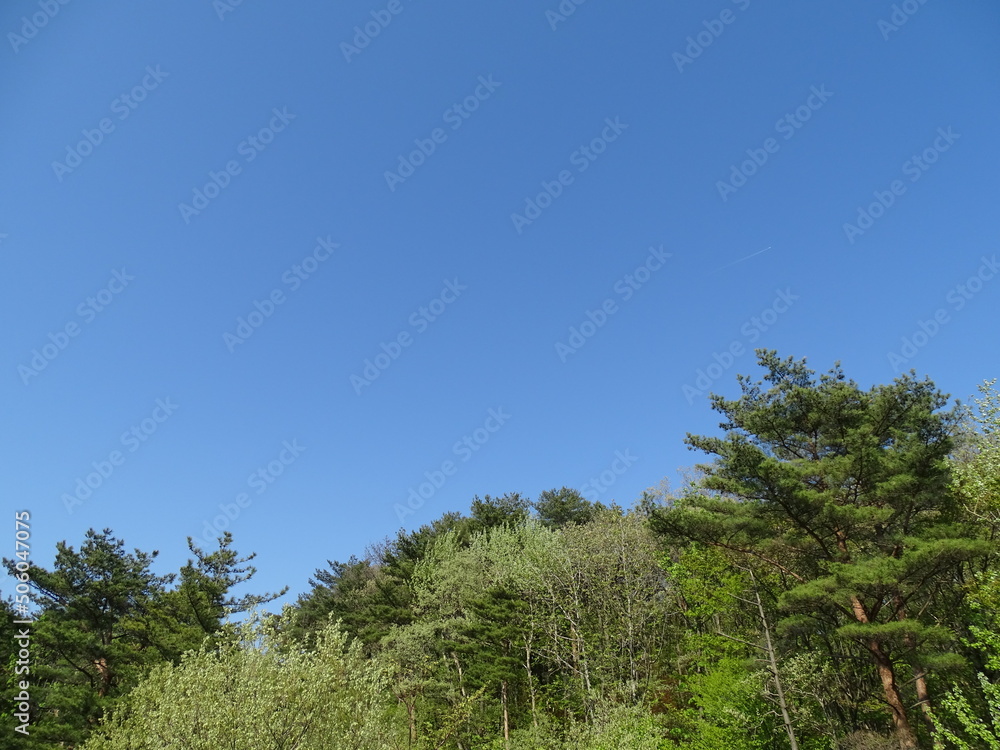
[{"xmin": 2, "ymin": 0, "xmax": 998, "ymax": 607}]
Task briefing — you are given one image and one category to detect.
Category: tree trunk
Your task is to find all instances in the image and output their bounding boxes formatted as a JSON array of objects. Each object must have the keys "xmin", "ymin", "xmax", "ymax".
[
  {"xmin": 451, "ymin": 651, "xmax": 467, "ymax": 699},
  {"xmin": 93, "ymin": 657, "xmax": 112, "ymax": 697},
  {"xmin": 849, "ymin": 594, "xmax": 918, "ymax": 749},
  {"xmin": 525, "ymin": 641, "xmax": 538, "ymax": 728},
  {"xmin": 898, "ymin": 604, "xmax": 935, "ymax": 733},
  {"xmin": 501, "ymin": 679, "xmax": 510, "ymax": 749},
  {"xmin": 913, "ymin": 665, "xmax": 934, "ymax": 731},
  {"xmin": 571, "ymin": 623, "xmax": 594, "ymax": 721},
  {"xmin": 750, "ymin": 574, "xmax": 800, "ymax": 750},
  {"xmin": 406, "ymin": 697, "xmax": 417, "ymax": 747},
  {"xmin": 868, "ymin": 640, "xmax": 918, "ymax": 750}
]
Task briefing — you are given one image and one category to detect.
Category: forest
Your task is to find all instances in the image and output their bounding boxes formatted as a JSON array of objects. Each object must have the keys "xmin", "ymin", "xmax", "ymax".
[{"xmin": 3, "ymin": 352, "xmax": 999, "ymax": 750}]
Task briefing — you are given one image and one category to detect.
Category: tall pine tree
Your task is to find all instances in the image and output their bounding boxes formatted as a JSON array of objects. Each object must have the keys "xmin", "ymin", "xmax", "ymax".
[{"xmin": 651, "ymin": 351, "xmax": 992, "ymax": 749}]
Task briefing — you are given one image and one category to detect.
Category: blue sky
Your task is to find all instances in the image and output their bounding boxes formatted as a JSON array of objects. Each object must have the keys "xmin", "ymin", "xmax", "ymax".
[{"xmin": 2, "ymin": 0, "xmax": 998, "ymax": 608}]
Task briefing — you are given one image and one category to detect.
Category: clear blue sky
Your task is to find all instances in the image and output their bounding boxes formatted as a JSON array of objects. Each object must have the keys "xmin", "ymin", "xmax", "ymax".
[{"xmin": 2, "ymin": 0, "xmax": 998, "ymax": 608}]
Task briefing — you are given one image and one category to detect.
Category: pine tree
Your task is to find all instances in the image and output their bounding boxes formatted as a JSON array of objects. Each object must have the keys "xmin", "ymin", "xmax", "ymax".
[
  {"xmin": 2, "ymin": 528, "xmax": 281, "ymax": 747},
  {"xmin": 651, "ymin": 351, "xmax": 992, "ymax": 749},
  {"xmin": 456, "ymin": 587, "xmax": 529, "ymax": 746},
  {"xmin": 533, "ymin": 487, "xmax": 596, "ymax": 528},
  {"xmin": 469, "ymin": 492, "xmax": 531, "ymax": 533},
  {"xmin": 1, "ymin": 529, "xmax": 171, "ymax": 745}
]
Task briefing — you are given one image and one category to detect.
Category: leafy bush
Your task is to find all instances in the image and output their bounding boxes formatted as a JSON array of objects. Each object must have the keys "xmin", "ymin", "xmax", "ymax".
[{"xmin": 82, "ymin": 611, "xmax": 402, "ymax": 750}]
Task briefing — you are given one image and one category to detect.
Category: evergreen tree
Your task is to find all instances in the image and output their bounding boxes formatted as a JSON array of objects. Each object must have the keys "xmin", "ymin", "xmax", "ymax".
[
  {"xmin": 456, "ymin": 587, "xmax": 529, "ymax": 744},
  {"xmin": 0, "ymin": 597, "xmax": 29, "ymax": 750},
  {"xmin": 2, "ymin": 528, "xmax": 280, "ymax": 747},
  {"xmin": 533, "ymin": 487, "xmax": 596, "ymax": 528},
  {"xmin": 290, "ymin": 555, "xmax": 377, "ymax": 644},
  {"xmin": 1, "ymin": 529, "xmax": 171, "ymax": 745},
  {"xmin": 651, "ymin": 351, "xmax": 992, "ymax": 749},
  {"xmin": 291, "ymin": 512, "xmax": 471, "ymax": 652},
  {"xmin": 149, "ymin": 532, "xmax": 287, "ymax": 661},
  {"xmin": 469, "ymin": 492, "xmax": 531, "ymax": 533}
]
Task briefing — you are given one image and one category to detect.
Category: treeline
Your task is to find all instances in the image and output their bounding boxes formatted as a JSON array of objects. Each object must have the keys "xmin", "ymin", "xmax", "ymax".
[{"xmin": 3, "ymin": 352, "xmax": 998, "ymax": 749}]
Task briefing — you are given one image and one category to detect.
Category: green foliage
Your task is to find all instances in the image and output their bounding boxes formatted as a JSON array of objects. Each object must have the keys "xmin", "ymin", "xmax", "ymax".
[
  {"xmin": 952, "ymin": 379, "xmax": 1000, "ymax": 524},
  {"xmin": 931, "ymin": 569, "xmax": 1000, "ymax": 749},
  {"xmin": 83, "ymin": 611, "xmax": 402, "ymax": 750},
  {"xmin": 176, "ymin": 532, "xmax": 287, "ymax": 626},
  {"xmin": 651, "ymin": 351, "xmax": 991, "ymax": 748},
  {"xmin": 7, "ymin": 354, "xmax": 996, "ymax": 750},
  {"xmin": 930, "ymin": 672, "xmax": 1000, "ymax": 749},
  {"xmin": 671, "ymin": 658, "xmax": 775, "ymax": 750},
  {"xmin": 0, "ymin": 597, "xmax": 32, "ymax": 750},
  {"xmin": 664, "ymin": 544, "xmax": 755, "ymax": 664},
  {"xmin": 484, "ymin": 704, "xmax": 671, "ymax": 749},
  {"xmin": 289, "ymin": 554, "xmax": 384, "ymax": 646},
  {"xmin": 1, "ymin": 529, "xmax": 174, "ymax": 744},
  {"xmin": 469, "ymin": 492, "xmax": 531, "ymax": 533},
  {"xmin": 555, "ymin": 704, "xmax": 672, "ymax": 749},
  {"xmin": 1, "ymin": 528, "xmax": 281, "ymax": 747},
  {"xmin": 533, "ymin": 486, "xmax": 597, "ymax": 528}
]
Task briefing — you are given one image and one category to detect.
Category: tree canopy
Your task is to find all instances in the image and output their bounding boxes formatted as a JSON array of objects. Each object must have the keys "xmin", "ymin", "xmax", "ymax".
[{"xmin": 4, "ymin": 352, "xmax": 998, "ymax": 749}]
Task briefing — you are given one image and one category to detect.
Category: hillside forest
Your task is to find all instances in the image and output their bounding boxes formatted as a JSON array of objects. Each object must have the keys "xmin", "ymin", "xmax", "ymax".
[{"xmin": 3, "ymin": 351, "xmax": 999, "ymax": 750}]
